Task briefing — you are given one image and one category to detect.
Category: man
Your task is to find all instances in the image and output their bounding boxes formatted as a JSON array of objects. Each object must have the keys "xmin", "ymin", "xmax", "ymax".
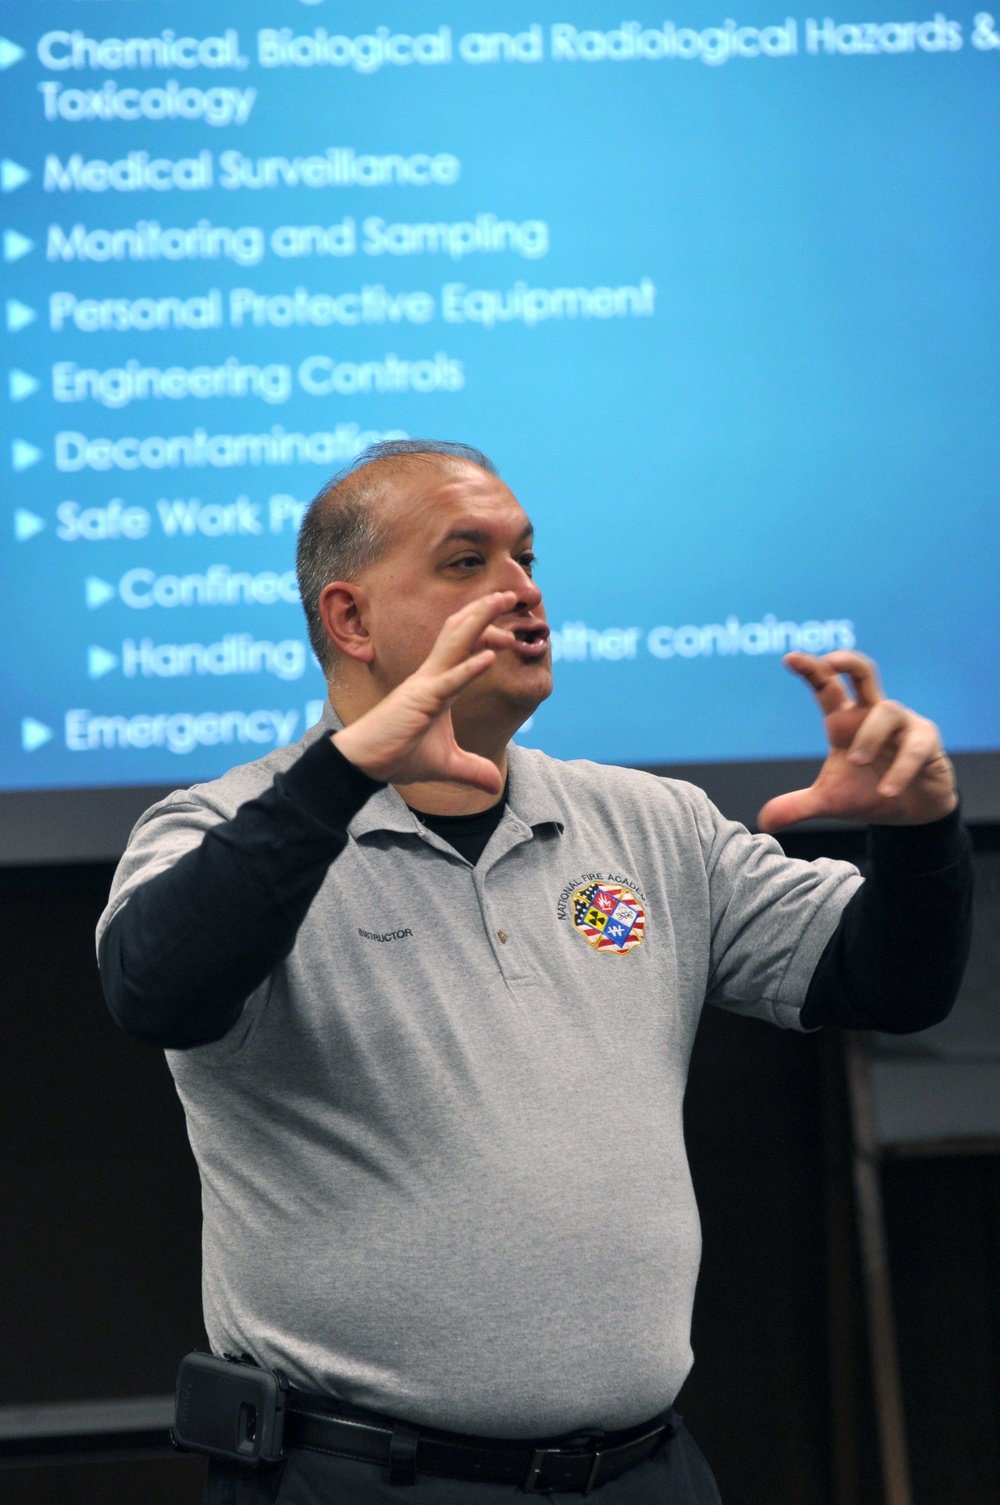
[{"xmin": 98, "ymin": 439, "xmax": 971, "ymax": 1503}]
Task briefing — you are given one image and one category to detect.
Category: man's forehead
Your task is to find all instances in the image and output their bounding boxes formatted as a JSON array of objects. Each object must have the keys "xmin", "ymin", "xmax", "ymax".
[{"xmin": 376, "ymin": 461, "xmax": 530, "ymax": 541}]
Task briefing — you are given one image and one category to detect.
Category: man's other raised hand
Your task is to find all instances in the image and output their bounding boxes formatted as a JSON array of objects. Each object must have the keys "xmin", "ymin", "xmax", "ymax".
[
  {"xmin": 757, "ymin": 651, "xmax": 958, "ymax": 832},
  {"xmin": 332, "ymin": 592, "xmax": 517, "ymax": 794}
]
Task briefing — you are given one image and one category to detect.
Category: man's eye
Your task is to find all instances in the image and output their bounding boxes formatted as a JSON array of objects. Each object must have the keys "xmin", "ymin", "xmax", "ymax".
[
  {"xmin": 453, "ymin": 555, "xmax": 482, "ymax": 570},
  {"xmin": 519, "ymin": 553, "xmax": 536, "ymax": 575}
]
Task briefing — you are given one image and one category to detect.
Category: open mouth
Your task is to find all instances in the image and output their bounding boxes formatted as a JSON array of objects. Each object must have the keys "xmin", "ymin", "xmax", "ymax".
[{"xmin": 510, "ymin": 624, "xmax": 550, "ymax": 659}]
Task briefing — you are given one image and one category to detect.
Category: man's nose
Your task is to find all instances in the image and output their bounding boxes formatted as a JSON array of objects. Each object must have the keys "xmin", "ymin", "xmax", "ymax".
[{"xmin": 498, "ymin": 557, "xmax": 542, "ymax": 609}]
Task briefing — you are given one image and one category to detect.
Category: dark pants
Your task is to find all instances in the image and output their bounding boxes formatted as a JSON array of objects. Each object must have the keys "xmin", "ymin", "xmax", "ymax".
[{"xmin": 204, "ymin": 1411, "xmax": 723, "ymax": 1505}]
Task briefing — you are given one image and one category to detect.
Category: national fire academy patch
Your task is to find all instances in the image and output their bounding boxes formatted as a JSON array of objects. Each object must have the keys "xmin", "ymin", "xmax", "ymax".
[{"xmin": 571, "ymin": 882, "xmax": 646, "ymax": 954}]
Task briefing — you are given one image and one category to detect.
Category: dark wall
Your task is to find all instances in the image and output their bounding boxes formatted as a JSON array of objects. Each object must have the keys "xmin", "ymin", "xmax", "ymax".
[
  {"xmin": 2, "ymin": 862, "xmax": 205, "ymax": 1408},
  {"xmin": 3, "ymin": 830, "xmax": 999, "ymax": 1504}
]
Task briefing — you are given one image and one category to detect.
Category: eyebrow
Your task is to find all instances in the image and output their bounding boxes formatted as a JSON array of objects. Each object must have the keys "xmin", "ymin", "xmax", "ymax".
[{"xmin": 438, "ymin": 522, "xmax": 534, "ymax": 549}]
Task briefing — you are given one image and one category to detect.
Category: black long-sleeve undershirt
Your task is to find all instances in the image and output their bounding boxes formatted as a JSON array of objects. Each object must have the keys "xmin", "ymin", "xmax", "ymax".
[
  {"xmin": 98, "ymin": 735, "xmax": 973, "ymax": 1049},
  {"xmin": 99, "ymin": 736, "xmax": 382, "ymax": 1049},
  {"xmin": 798, "ymin": 810, "xmax": 972, "ymax": 1031}
]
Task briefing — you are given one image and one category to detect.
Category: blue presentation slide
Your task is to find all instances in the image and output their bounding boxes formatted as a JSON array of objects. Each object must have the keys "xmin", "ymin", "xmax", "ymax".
[{"xmin": 2, "ymin": 1, "xmax": 999, "ymax": 790}]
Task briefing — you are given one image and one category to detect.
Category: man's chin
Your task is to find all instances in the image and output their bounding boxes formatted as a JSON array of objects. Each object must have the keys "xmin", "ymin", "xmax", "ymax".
[
  {"xmin": 496, "ymin": 660, "xmax": 553, "ymax": 717},
  {"xmin": 455, "ymin": 663, "xmax": 553, "ymax": 735}
]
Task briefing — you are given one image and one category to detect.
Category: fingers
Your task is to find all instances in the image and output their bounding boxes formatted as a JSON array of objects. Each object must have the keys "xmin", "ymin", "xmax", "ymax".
[
  {"xmin": 431, "ymin": 649, "xmax": 498, "ymax": 704},
  {"xmin": 846, "ymin": 701, "xmax": 944, "ymax": 796},
  {"xmin": 784, "ymin": 650, "xmax": 885, "ymax": 718},
  {"xmin": 481, "ymin": 623, "xmax": 519, "ymax": 651},
  {"xmin": 782, "ymin": 653, "xmax": 853, "ymax": 714},
  {"xmin": 757, "ymin": 787, "xmax": 824, "ymax": 833},
  {"xmin": 845, "ymin": 699, "xmax": 908, "ymax": 768},
  {"xmin": 816, "ymin": 650, "xmax": 884, "ymax": 708},
  {"xmin": 871, "ymin": 717, "xmax": 942, "ymax": 798},
  {"xmin": 425, "ymin": 592, "xmax": 518, "ymax": 673}
]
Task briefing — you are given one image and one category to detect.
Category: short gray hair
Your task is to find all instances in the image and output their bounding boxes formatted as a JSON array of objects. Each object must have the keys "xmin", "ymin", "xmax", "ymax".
[{"xmin": 296, "ymin": 438, "xmax": 498, "ymax": 673}]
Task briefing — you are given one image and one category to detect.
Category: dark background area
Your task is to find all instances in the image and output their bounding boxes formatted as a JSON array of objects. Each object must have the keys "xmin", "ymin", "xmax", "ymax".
[{"xmin": 3, "ymin": 826, "xmax": 999, "ymax": 1505}]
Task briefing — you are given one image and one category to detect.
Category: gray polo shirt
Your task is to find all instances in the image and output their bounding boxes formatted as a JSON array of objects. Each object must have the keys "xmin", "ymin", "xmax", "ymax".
[{"xmin": 99, "ymin": 706, "xmax": 860, "ymax": 1437}]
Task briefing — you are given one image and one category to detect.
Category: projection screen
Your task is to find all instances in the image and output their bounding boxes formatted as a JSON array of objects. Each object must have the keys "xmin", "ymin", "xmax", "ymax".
[{"xmin": 2, "ymin": 1, "xmax": 998, "ymax": 860}]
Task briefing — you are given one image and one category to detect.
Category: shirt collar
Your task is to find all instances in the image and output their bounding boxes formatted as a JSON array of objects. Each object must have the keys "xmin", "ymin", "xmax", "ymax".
[{"xmin": 317, "ymin": 698, "xmax": 564, "ymax": 840}]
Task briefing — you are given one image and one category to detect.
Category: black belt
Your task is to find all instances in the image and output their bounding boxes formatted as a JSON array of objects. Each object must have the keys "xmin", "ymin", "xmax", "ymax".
[{"xmin": 283, "ymin": 1390, "xmax": 675, "ymax": 1494}]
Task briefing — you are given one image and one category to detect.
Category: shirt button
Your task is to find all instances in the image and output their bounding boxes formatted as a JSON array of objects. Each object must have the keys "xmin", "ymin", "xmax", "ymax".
[{"xmin": 497, "ymin": 929, "xmax": 508, "ymax": 944}]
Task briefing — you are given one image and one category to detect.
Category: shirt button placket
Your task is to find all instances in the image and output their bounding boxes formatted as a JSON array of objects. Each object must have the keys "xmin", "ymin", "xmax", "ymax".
[{"xmin": 474, "ymin": 870, "xmax": 526, "ymax": 981}]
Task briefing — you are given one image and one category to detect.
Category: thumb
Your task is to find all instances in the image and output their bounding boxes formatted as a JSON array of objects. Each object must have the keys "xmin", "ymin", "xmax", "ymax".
[
  {"xmin": 757, "ymin": 786, "xmax": 823, "ymax": 833},
  {"xmin": 440, "ymin": 745, "xmax": 504, "ymax": 795}
]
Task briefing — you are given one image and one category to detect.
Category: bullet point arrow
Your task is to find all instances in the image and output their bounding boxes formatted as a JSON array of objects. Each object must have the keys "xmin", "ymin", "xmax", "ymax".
[
  {"xmin": 3, "ymin": 229, "xmax": 32, "ymax": 263},
  {"xmin": 1, "ymin": 160, "xmax": 31, "ymax": 193},
  {"xmin": 21, "ymin": 717, "xmax": 53, "ymax": 752},
  {"xmin": 11, "ymin": 438, "xmax": 41, "ymax": 471},
  {"xmin": 9, "ymin": 368, "xmax": 38, "ymax": 401},
  {"xmin": 6, "ymin": 299, "xmax": 35, "ymax": 332},
  {"xmin": 0, "ymin": 38, "xmax": 26, "ymax": 70},
  {"xmin": 14, "ymin": 508, "xmax": 44, "ymax": 541},
  {"xmin": 86, "ymin": 576, "xmax": 116, "ymax": 609},
  {"xmin": 87, "ymin": 645, "xmax": 119, "ymax": 679}
]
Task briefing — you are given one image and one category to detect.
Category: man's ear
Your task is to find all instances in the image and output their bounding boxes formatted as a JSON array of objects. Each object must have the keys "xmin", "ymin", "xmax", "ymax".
[{"xmin": 318, "ymin": 580, "xmax": 374, "ymax": 664}]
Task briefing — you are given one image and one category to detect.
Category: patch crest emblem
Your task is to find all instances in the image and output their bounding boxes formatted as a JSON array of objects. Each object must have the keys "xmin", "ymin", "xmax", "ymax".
[{"xmin": 571, "ymin": 882, "xmax": 646, "ymax": 954}]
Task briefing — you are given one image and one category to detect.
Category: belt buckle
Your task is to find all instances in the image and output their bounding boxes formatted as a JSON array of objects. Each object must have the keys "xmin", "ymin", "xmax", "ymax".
[
  {"xmin": 524, "ymin": 1446, "xmax": 558, "ymax": 1493},
  {"xmin": 523, "ymin": 1445, "xmax": 603, "ymax": 1494}
]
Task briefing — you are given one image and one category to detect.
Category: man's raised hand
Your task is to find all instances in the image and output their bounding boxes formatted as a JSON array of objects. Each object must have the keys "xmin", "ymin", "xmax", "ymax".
[
  {"xmin": 757, "ymin": 651, "xmax": 957, "ymax": 832},
  {"xmin": 331, "ymin": 592, "xmax": 518, "ymax": 794}
]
